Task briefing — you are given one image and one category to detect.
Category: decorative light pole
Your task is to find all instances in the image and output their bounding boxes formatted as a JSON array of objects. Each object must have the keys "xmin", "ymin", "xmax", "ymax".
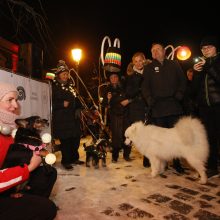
[
  {"xmin": 100, "ymin": 35, "xmax": 121, "ymax": 78},
  {"xmin": 71, "ymin": 48, "xmax": 82, "ymax": 92}
]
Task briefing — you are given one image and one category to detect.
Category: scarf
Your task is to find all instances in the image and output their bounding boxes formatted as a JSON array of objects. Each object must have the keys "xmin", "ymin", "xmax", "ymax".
[
  {"xmin": 133, "ymin": 66, "xmax": 143, "ymax": 74},
  {"xmin": 0, "ymin": 109, "xmax": 18, "ymax": 129}
]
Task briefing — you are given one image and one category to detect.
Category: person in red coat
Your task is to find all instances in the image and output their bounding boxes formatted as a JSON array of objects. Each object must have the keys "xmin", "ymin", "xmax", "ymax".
[{"xmin": 0, "ymin": 82, "xmax": 57, "ymax": 220}]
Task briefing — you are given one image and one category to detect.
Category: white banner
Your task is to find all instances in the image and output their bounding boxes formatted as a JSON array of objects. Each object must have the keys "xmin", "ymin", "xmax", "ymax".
[{"xmin": 0, "ymin": 68, "xmax": 51, "ymax": 126}]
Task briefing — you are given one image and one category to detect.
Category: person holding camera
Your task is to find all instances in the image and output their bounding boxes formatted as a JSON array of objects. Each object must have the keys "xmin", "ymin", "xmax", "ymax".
[{"xmin": 193, "ymin": 36, "xmax": 220, "ymax": 178}]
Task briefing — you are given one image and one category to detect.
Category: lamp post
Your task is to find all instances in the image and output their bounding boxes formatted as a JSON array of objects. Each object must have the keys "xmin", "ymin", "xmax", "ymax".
[{"xmin": 71, "ymin": 48, "xmax": 82, "ymax": 92}]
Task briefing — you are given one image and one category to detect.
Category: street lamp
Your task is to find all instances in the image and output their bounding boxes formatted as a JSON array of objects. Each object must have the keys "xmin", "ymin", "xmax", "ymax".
[
  {"xmin": 165, "ymin": 45, "xmax": 191, "ymax": 60},
  {"xmin": 176, "ymin": 46, "xmax": 191, "ymax": 60},
  {"xmin": 71, "ymin": 48, "xmax": 82, "ymax": 91}
]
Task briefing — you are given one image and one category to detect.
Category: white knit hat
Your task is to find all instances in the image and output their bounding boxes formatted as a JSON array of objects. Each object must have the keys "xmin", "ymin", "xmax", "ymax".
[
  {"xmin": 0, "ymin": 82, "xmax": 18, "ymax": 100},
  {"xmin": 55, "ymin": 60, "xmax": 69, "ymax": 75}
]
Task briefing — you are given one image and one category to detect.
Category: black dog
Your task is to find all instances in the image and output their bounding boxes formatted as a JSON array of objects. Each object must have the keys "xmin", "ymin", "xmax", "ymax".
[
  {"xmin": 3, "ymin": 116, "xmax": 49, "ymax": 168},
  {"xmin": 2, "ymin": 116, "xmax": 52, "ymax": 197},
  {"xmin": 83, "ymin": 138, "xmax": 110, "ymax": 169}
]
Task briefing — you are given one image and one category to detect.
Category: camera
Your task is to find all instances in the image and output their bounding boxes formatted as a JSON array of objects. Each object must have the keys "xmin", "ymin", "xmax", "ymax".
[
  {"xmin": 193, "ymin": 57, "xmax": 202, "ymax": 63},
  {"xmin": 193, "ymin": 56, "xmax": 206, "ymax": 64}
]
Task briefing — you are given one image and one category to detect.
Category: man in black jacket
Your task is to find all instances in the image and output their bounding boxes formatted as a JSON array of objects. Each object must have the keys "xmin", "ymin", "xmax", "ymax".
[
  {"xmin": 142, "ymin": 43, "xmax": 187, "ymax": 173},
  {"xmin": 193, "ymin": 36, "xmax": 220, "ymax": 178}
]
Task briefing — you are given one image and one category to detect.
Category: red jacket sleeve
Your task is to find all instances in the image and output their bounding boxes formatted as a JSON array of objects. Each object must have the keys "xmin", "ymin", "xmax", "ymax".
[
  {"xmin": 0, "ymin": 134, "xmax": 30, "ymax": 193},
  {"xmin": 0, "ymin": 135, "xmax": 13, "ymax": 168},
  {"xmin": 0, "ymin": 165, "xmax": 30, "ymax": 193}
]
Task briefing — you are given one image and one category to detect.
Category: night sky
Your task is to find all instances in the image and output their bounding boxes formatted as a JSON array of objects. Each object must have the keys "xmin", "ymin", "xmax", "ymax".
[{"xmin": 1, "ymin": 1, "xmax": 220, "ymax": 78}]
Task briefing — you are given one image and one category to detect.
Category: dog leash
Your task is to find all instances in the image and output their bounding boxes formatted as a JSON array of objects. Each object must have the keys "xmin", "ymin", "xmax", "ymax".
[{"xmin": 144, "ymin": 107, "xmax": 152, "ymax": 125}]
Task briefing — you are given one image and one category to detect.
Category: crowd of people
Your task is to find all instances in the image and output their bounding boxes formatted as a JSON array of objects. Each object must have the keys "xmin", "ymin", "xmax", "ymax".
[
  {"xmin": 100, "ymin": 36, "xmax": 220, "ymax": 178},
  {"xmin": 0, "ymin": 35, "xmax": 220, "ymax": 219}
]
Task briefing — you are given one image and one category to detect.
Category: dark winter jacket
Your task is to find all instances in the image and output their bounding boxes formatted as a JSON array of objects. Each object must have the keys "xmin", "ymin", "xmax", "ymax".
[
  {"xmin": 192, "ymin": 54, "xmax": 220, "ymax": 106},
  {"xmin": 142, "ymin": 59, "xmax": 186, "ymax": 118},
  {"xmin": 126, "ymin": 72, "xmax": 147, "ymax": 123},
  {"xmin": 52, "ymin": 80, "xmax": 82, "ymax": 139},
  {"xmin": 102, "ymin": 82, "xmax": 128, "ymax": 116}
]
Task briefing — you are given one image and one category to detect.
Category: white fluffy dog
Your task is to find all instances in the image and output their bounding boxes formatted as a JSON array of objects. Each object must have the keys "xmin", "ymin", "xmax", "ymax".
[{"xmin": 124, "ymin": 116, "xmax": 209, "ymax": 184}]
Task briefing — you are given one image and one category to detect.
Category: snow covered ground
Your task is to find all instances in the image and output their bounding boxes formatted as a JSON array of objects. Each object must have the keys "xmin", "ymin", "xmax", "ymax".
[{"xmin": 51, "ymin": 136, "xmax": 220, "ymax": 220}]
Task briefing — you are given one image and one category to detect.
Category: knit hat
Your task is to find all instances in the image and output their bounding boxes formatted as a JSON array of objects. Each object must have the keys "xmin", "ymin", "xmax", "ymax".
[
  {"xmin": 103, "ymin": 47, "xmax": 121, "ymax": 73},
  {"xmin": 200, "ymin": 36, "xmax": 219, "ymax": 50},
  {"xmin": 105, "ymin": 71, "xmax": 121, "ymax": 81},
  {"xmin": 54, "ymin": 60, "xmax": 69, "ymax": 75},
  {"xmin": 0, "ymin": 83, "xmax": 19, "ymax": 130},
  {"xmin": 0, "ymin": 82, "xmax": 18, "ymax": 101}
]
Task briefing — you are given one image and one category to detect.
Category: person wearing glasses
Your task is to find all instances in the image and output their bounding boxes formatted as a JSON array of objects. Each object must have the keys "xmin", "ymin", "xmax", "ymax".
[{"xmin": 193, "ymin": 36, "xmax": 220, "ymax": 178}]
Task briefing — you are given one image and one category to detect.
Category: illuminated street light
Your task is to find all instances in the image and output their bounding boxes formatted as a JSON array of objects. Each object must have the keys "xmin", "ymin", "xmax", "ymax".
[
  {"xmin": 71, "ymin": 48, "xmax": 82, "ymax": 91},
  {"xmin": 165, "ymin": 45, "xmax": 191, "ymax": 61},
  {"xmin": 176, "ymin": 46, "xmax": 191, "ymax": 60},
  {"xmin": 71, "ymin": 49, "xmax": 82, "ymax": 65}
]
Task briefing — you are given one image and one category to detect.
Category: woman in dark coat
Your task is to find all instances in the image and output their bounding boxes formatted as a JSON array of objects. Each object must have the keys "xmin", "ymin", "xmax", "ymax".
[
  {"xmin": 102, "ymin": 72, "xmax": 131, "ymax": 162},
  {"xmin": 125, "ymin": 52, "xmax": 151, "ymax": 167},
  {"xmin": 52, "ymin": 60, "xmax": 84, "ymax": 170}
]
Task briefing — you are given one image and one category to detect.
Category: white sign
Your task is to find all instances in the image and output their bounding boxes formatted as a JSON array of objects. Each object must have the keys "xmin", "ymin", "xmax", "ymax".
[{"xmin": 0, "ymin": 68, "xmax": 51, "ymax": 125}]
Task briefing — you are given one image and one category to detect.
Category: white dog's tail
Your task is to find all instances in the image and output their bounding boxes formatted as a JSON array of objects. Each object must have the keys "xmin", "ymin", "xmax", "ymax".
[
  {"xmin": 174, "ymin": 116, "xmax": 205, "ymax": 144},
  {"xmin": 174, "ymin": 116, "xmax": 208, "ymax": 147}
]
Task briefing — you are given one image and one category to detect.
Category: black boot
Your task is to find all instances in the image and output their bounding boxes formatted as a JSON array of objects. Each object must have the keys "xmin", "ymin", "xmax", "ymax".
[
  {"xmin": 123, "ymin": 145, "xmax": 132, "ymax": 161},
  {"xmin": 172, "ymin": 159, "xmax": 185, "ymax": 174},
  {"xmin": 143, "ymin": 156, "xmax": 150, "ymax": 168},
  {"xmin": 124, "ymin": 156, "xmax": 132, "ymax": 161}
]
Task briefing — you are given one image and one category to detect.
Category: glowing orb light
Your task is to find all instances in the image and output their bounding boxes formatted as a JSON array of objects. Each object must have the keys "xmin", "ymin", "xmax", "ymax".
[
  {"xmin": 41, "ymin": 133, "xmax": 52, "ymax": 143},
  {"xmin": 45, "ymin": 153, "xmax": 56, "ymax": 165},
  {"xmin": 177, "ymin": 46, "xmax": 191, "ymax": 61},
  {"xmin": 0, "ymin": 125, "xmax": 12, "ymax": 135}
]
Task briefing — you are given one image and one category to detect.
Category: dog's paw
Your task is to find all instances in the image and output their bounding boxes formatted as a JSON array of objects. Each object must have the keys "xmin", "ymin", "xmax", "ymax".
[
  {"xmin": 198, "ymin": 174, "xmax": 207, "ymax": 185},
  {"xmin": 198, "ymin": 179, "xmax": 207, "ymax": 185},
  {"xmin": 151, "ymin": 172, "xmax": 158, "ymax": 178},
  {"xmin": 102, "ymin": 163, "xmax": 107, "ymax": 167}
]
